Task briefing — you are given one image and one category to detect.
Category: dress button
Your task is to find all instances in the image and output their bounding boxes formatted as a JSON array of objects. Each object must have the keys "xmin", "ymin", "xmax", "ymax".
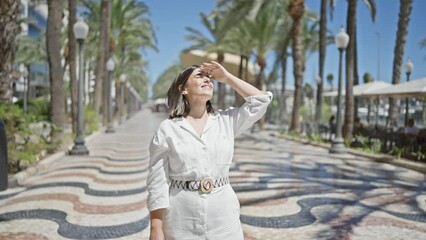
[{"xmin": 202, "ymin": 146, "xmax": 207, "ymax": 151}]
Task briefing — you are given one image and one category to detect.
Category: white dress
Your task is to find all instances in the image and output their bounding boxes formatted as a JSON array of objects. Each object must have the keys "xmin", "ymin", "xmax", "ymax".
[{"xmin": 147, "ymin": 92, "xmax": 273, "ymax": 239}]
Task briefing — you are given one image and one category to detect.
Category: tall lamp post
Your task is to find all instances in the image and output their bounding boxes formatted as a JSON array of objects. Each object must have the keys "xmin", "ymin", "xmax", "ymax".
[
  {"xmin": 105, "ymin": 57, "xmax": 115, "ymax": 133},
  {"xmin": 119, "ymin": 74, "xmax": 127, "ymax": 124},
  {"xmin": 330, "ymin": 27, "xmax": 349, "ymax": 154},
  {"xmin": 70, "ymin": 19, "xmax": 89, "ymax": 155},
  {"xmin": 404, "ymin": 59, "xmax": 413, "ymax": 127}
]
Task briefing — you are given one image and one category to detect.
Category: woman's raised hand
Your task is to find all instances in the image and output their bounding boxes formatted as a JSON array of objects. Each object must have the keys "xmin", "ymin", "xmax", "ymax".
[{"xmin": 200, "ymin": 61, "xmax": 231, "ymax": 83}]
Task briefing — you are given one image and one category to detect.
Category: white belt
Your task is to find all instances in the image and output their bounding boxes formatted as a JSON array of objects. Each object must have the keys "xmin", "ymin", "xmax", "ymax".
[{"xmin": 170, "ymin": 177, "xmax": 229, "ymax": 193}]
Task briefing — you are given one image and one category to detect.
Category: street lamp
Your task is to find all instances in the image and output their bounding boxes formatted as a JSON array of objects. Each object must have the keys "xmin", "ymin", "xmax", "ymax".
[
  {"xmin": 330, "ymin": 27, "xmax": 349, "ymax": 154},
  {"xmin": 105, "ymin": 57, "xmax": 115, "ymax": 133},
  {"xmin": 70, "ymin": 18, "xmax": 89, "ymax": 155},
  {"xmin": 404, "ymin": 59, "xmax": 414, "ymax": 127},
  {"xmin": 119, "ymin": 74, "xmax": 127, "ymax": 124}
]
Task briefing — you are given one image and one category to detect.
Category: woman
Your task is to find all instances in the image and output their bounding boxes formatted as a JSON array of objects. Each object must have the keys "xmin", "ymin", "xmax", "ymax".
[{"xmin": 147, "ymin": 61, "xmax": 272, "ymax": 239}]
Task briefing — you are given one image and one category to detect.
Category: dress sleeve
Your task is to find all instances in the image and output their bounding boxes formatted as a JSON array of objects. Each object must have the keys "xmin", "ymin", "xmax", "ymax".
[
  {"xmin": 146, "ymin": 130, "xmax": 169, "ymax": 212},
  {"xmin": 230, "ymin": 91, "xmax": 273, "ymax": 137}
]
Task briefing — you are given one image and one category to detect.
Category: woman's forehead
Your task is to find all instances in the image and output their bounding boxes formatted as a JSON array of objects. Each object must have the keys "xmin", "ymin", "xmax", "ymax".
[{"xmin": 189, "ymin": 68, "xmax": 203, "ymax": 77}]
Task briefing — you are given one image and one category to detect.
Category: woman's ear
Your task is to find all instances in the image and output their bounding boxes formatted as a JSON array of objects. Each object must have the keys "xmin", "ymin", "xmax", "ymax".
[{"xmin": 179, "ymin": 84, "xmax": 188, "ymax": 95}]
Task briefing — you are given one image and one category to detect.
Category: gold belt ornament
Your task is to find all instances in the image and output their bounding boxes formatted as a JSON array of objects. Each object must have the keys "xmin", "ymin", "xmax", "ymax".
[{"xmin": 200, "ymin": 178, "xmax": 213, "ymax": 193}]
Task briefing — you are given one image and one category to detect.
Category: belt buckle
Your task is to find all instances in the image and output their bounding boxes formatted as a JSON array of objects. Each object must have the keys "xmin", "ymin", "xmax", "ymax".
[{"xmin": 200, "ymin": 178, "xmax": 213, "ymax": 193}]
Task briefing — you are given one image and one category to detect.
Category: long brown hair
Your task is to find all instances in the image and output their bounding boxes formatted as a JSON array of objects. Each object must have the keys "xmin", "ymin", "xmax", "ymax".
[{"xmin": 167, "ymin": 65, "xmax": 214, "ymax": 119}]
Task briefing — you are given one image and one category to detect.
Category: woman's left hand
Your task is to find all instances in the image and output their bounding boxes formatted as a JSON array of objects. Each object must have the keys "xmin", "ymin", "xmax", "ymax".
[{"xmin": 200, "ymin": 61, "xmax": 231, "ymax": 83}]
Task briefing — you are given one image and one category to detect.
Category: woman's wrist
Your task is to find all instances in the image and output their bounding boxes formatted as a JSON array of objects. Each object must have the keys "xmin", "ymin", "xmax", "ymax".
[{"xmin": 149, "ymin": 227, "xmax": 164, "ymax": 240}]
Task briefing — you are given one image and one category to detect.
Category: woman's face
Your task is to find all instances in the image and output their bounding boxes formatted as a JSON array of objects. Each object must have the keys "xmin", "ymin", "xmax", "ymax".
[{"xmin": 181, "ymin": 68, "xmax": 213, "ymax": 101}]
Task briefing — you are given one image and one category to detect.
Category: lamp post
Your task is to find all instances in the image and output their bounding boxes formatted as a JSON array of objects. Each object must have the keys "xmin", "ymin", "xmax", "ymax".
[
  {"xmin": 404, "ymin": 59, "xmax": 414, "ymax": 127},
  {"xmin": 105, "ymin": 57, "xmax": 115, "ymax": 133},
  {"xmin": 119, "ymin": 74, "xmax": 127, "ymax": 124},
  {"xmin": 70, "ymin": 19, "xmax": 89, "ymax": 155},
  {"xmin": 330, "ymin": 27, "xmax": 349, "ymax": 154}
]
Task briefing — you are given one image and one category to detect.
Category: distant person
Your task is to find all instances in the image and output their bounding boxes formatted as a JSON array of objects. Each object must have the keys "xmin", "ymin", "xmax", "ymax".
[
  {"xmin": 405, "ymin": 118, "xmax": 420, "ymax": 136},
  {"xmin": 146, "ymin": 61, "xmax": 272, "ymax": 239},
  {"xmin": 354, "ymin": 117, "xmax": 368, "ymax": 129},
  {"xmin": 354, "ymin": 117, "xmax": 362, "ymax": 128}
]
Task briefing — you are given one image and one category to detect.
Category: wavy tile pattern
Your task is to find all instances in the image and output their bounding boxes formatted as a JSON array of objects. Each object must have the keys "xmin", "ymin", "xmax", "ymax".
[{"xmin": 1, "ymin": 110, "xmax": 426, "ymax": 239}]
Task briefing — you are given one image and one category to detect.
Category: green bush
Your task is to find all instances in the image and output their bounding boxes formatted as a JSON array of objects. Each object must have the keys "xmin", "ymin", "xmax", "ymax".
[
  {"xmin": 0, "ymin": 103, "xmax": 56, "ymax": 174},
  {"xmin": 84, "ymin": 106, "xmax": 99, "ymax": 135},
  {"xmin": 389, "ymin": 147, "xmax": 404, "ymax": 159},
  {"xmin": 411, "ymin": 150, "xmax": 426, "ymax": 161},
  {"xmin": 308, "ymin": 133, "xmax": 324, "ymax": 143},
  {"xmin": 27, "ymin": 98, "xmax": 50, "ymax": 121}
]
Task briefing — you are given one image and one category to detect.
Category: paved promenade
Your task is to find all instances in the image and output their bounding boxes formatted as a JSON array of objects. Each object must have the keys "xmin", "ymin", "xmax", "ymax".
[{"xmin": 1, "ymin": 109, "xmax": 426, "ymax": 239}]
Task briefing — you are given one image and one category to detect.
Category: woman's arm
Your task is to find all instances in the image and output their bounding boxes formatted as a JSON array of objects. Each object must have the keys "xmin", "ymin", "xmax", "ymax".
[
  {"xmin": 147, "ymin": 127, "xmax": 169, "ymax": 240},
  {"xmin": 201, "ymin": 61, "xmax": 262, "ymax": 98},
  {"xmin": 150, "ymin": 209, "xmax": 165, "ymax": 240}
]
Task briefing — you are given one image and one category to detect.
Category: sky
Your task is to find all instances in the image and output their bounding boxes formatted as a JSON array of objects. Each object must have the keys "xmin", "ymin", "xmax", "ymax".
[{"xmin": 144, "ymin": 0, "xmax": 426, "ymax": 94}]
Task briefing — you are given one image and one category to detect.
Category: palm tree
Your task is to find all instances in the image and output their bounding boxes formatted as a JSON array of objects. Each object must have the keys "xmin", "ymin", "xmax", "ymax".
[
  {"xmin": 153, "ymin": 63, "xmax": 185, "ymax": 99},
  {"xmin": 89, "ymin": 0, "xmax": 110, "ymax": 122},
  {"xmin": 303, "ymin": 83, "xmax": 314, "ymax": 107},
  {"xmin": 83, "ymin": 0, "xmax": 156, "ymax": 122},
  {"xmin": 326, "ymin": 73, "xmax": 334, "ymax": 91},
  {"xmin": 110, "ymin": 0, "xmax": 156, "ymax": 117},
  {"xmin": 273, "ymin": 20, "xmax": 292, "ymax": 126},
  {"xmin": 343, "ymin": 0, "xmax": 376, "ymax": 141},
  {"xmin": 0, "ymin": 0, "xmax": 20, "ymax": 103},
  {"xmin": 246, "ymin": 4, "xmax": 280, "ymax": 92},
  {"xmin": 249, "ymin": 4, "xmax": 283, "ymax": 129},
  {"xmin": 222, "ymin": 19, "xmax": 256, "ymax": 106},
  {"xmin": 46, "ymin": 0, "xmax": 66, "ymax": 142},
  {"xmin": 388, "ymin": 0, "xmax": 412, "ymax": 127},
  {"xmin": 343, "ymin": 0, "xmax": 357, "ymax": 141},
  {"xmin": 363, "ymin": 72, "xmax": 374, "ymax": 123},
  {"xmin": 68, "ymin": 0, "xmax": 78, "ymax": 133},
  {"xmin": 288, "ymin": 0, "xmax": 305, "ymax": 132},
  {"xmin": 325, "ymin": 73, "xmax": 334, "ymax": 106},
  {"xmin": 184, "ymin": 12, "xmax": 229, "ymax": 109},
  {"xmin": 15, "ymin": 34, "xmax": 47, "ymax": 65},
  {"xmin": 316, "ymin": 0, "xmax": 336, "ymax": 126}
]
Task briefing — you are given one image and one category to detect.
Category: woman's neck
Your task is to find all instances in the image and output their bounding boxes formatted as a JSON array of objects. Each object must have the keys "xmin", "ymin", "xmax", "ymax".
[{"xmin": 187, "ymin": 101, "xmax": 208, "ymax": 119}]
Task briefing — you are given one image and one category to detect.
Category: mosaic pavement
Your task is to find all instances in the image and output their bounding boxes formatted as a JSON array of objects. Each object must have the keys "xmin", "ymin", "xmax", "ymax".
[{"xmin": 0, "ymin": 109, "xmax": 426, "ymax": 239}]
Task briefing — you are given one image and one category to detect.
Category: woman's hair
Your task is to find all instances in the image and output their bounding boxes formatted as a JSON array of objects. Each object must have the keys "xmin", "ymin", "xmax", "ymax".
[{"xmin": 167, "ymin": 65, "xmax": 214, "ymax": 119}]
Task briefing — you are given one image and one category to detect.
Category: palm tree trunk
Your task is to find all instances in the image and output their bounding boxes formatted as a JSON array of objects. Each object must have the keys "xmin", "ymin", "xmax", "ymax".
[
  {"xmin": 94, "ymin": 0, "xmax": 109, "ymax": 122},
  {"xmin": 217, "ymin": 52, "xmax": 225, "ymax": 109},
  {"xmin": 388, "ymin": 0, "xmax": 412, "ymax": 126},
  {"xmin": 353, "ymin": 22, "xmax": 359, "ymax": 120},
  {"xmin": 289, "ymin": 0, "xmax": 305, "ymax": 132},
  {"xmin": 69, "ymin": 0, "xmax": 78, "ymax": 133},
  {"xmin": 279, "ymin": 38, "xmax": 290, "ymax": 126},
  {"xmin": 47, "ymin": 0, "xmax": 65, "ymax": 142},
  {"xmin": 343, "ymin": 0, "xmax": 356, "ymax": 141},
  {"xmin": 234, "ymin": 55, "xmax": 245, "ymax": 106},
  {"xmin": 316, "ymin": 0, "xmax": 327, "ymax": 126},
  {"xmin": 257, "ymin": 65, "xmax": 266, "ymax": 129},
  {"xmin": 0, "ymin": 0, "xmax": 20, "ymax": 103}
]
